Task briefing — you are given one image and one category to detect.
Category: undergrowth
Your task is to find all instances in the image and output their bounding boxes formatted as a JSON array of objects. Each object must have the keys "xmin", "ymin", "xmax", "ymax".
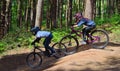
[{"xmin": 0, "ymin": 14, "xmax": 120, "ymax": 54}]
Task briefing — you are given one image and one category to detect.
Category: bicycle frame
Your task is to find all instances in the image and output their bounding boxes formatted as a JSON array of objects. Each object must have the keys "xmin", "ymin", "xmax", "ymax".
[
  {"xmin": 26, "ymin": 43, "xmax": 66, "ymax": 68},
  {"xmin": 70, "ymin": 27, "xmax": 82, "ymax": 36},
  {"xmin": 33, "ymin": 44, "xmax": 43, "ymax": 53},
  {"xmin": 70, "ymin": 27, "xmax": 100, "ymax": 44}
]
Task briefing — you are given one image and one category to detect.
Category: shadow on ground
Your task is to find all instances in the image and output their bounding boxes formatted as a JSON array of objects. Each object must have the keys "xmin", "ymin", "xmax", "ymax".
[
  {"xmin": 0, "ymin": 52, "xmax": 60, "ymax": 71},
  {"xmin": 108, "ymin": 42, "xmax": 120, "ymax": 46},
  {"xmin": 0, "ymin": 53, "xmax": 28, "ymax": 71}
]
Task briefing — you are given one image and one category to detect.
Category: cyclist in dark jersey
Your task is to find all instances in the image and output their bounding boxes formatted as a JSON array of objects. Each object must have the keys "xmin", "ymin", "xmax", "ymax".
[
  {"xmin": 73, "ymin": 12, "xmax": 96, "ymax": 44},
  {"xmin": 30, "ymin": 27, "xmax": 55, "ymax": 56}
]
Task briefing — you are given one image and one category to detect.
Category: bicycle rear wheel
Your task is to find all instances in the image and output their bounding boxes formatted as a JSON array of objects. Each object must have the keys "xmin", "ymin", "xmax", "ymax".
[
  {"xmin": 52, "ymin": 42, "xmax": 67, "ymax": 58},
  {"xmin": 90, "ymin": 29, "xmax": 109, "ymax": 49},
  {"xmin": 60, "ymin": 35, "xmax": 79, "ymax": 54},
  {"xmin": 26, "ymin": 52, "xmax": 42, "ymax": 69}
]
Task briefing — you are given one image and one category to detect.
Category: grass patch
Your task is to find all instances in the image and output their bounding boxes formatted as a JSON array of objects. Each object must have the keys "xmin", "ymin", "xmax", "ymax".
[{"xmin": 109, "ymin": 27, "xmax": 120, "ymax": 43}]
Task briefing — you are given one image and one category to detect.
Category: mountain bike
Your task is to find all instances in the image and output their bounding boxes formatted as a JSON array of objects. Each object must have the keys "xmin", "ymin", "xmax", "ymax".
[
  {"xmin": 26, "ymin": 42, "xmax": 66, "ymax": 69},
  {"xmin": 60, "ymin": 26, "xmax": 109, "ymax": 54}
]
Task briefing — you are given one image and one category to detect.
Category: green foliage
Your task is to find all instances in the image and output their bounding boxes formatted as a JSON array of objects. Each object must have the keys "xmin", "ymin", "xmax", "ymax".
[
  {"xmin": 106, "ymin": 25, "xmax": 120, "ymax": 31},
  {"xmin": 109, "ymin": 14, "xmax": 120, "ymax": 25},
  {"xmin": 0, "ymin": 28, "xmax": 33, "ymax": 53},
  {"xmin": 0, "ymin": 42, "xmax": 7, "ymax": 53},
  {"xmin": 95, "ymin": 14, "xmax": 120, "ymax": 26},
  {"xmin": 95, "ymin": 17, "xmax": 108, "ymax": 25},
  {"xmin": 110, "ymin": 28, "xmax": 120, "ymax": 43},
  {"xmin": 0, "ymin": 27, "xmax": 70, "ymax": 53},
  {"xmin": 51, "ymin": 28, "xmax": 69, "ymax": 42}
]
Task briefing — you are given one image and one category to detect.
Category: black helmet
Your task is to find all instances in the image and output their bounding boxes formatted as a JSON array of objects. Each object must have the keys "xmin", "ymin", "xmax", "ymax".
[{"xmin": 30, "ymin": 27, "xmax": 40, "ymax": 35}]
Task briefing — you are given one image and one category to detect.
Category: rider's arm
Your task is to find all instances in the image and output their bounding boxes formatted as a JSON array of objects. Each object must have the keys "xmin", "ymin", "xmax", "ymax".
[
  {"xmin": 73, "ymin": 24, "xmax": 78, "ymax": 27},
  {"xmin": 73, "ymin": 20, "xmax": 85, "ymax": 27},
  {"xmin": 77, "ymin": 20, "xmax": 85, "ymax": 26},
  {"xmin": 31, "ymin": 37, "xmax": 41, "ymax": 45}
]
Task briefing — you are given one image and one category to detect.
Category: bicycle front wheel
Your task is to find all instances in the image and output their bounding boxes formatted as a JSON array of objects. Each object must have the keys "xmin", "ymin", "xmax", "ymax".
[
  {"xmin": 26, "ymin": 52, "xmax": 42, "ymax": 69},
  {"xmin": 90, "ymin": 29, "xmax": 109, "ymax": 49},
  {"xmin": 60, "ymin": 35, "xmax": 79, "ymax": 54},
  {"xmin": 52, "ymin": 42, "xmax": 67, "ymax": 58}
]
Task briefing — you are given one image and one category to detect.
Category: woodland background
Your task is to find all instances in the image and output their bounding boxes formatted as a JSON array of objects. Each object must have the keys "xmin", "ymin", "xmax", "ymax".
[{"xmin": 0, "ymin": 0, "xmax": 120, "ymax": 53}]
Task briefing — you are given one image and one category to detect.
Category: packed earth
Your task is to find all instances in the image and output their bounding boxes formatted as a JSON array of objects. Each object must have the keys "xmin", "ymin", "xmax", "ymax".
[{"xmin": 0, "ymin": 37, "xmax": 120, "ymax": 71}]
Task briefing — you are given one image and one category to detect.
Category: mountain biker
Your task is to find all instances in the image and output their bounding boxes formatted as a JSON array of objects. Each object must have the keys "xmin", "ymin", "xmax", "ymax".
[
  {"xmin": 30, "ymin": 27, "xmax": 55, "ymax": 56},
  {"xmin": 73, "ymin": 12, "xmax": 96, "ymax": 44}
]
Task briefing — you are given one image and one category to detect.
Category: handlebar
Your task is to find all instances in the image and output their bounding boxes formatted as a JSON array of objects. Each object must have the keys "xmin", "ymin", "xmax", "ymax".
[
  {"xmin": 69, "ymin": 26, "xmax": 82, "ymax": 35},
  {"xmin": 70, "ymin": 26, "xmax": 76, "ymax": 30},
  {"xmin": 70, "ymin": 26, "xmax": 74, "ymax": 28},
  {"xmin": 69, "ymin": 26, "xmax": 77, "ymax": 33}
]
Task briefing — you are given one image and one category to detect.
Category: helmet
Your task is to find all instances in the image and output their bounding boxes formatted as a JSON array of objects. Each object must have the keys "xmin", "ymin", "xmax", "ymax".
[
  {"xmin": 74, "ymin": 12, "xmax": 83, "ymax": 19},
  {"xmin": 30, "ymin": 27, "xmax": 40, "ymax": 35}
]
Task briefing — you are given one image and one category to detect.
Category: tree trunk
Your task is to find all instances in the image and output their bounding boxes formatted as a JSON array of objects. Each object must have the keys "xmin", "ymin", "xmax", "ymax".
[
  {"xmin": 59, "ymin": 0, "xmax": 63, "ymax": 29},
  {"xmin": 46, "ymin": 0, "xmax": 50, "ymax": 29},
  {"xmin": 30, "ymin": 0, "xmax": 36, "ymax": 28},
  {"xmin": 66, "ymin": 0, "xmax": 72, "ymax": 29},
  {"xmin": 17, "ymin": 0, "xmax": 22, "ymax": 28},
  {"xmin": 107, "ymin": 0, "xmax": 114, "ymax": 17},
  {"xmin": 1, "ymin": 0, "xmax": 6, "ymax": 37},
  {"xmin": 5, "ymin": 0, "xmax": 11, "ymax": 32},
  {"xmin": 118, "ymin": 0, "xmax": 120, "ymax": 13},
  {"xmin": 50, "ymin": 0, "xmax": 57, "ymax": 29},
  {"xmin": 93, "ymin": 0, "xmax": 96, "ymax": 19},
  {"xmin": 0, "ymin": 1, "xmax": 1, "ymax": 24},
  {"xmin": 84, "ymin": 0, "xmax": 93, "ymax": 19},
  {"xmin": 35, "ymin": 0, "xmax": 43, "ymax": 28},
  {"xmin": 25, "ymin": 0, "xmax": 28, "ymax": 23},
  {"xmin": 66, "ymin": 0, "xmax": 69, "ymax": 29},
  {"xmin": 98, "ymin": 0, "xmax": 101, "ymax": 18},
  {"xmin": 69, "ymin": 0, "xmax": 72, "ymax": 26},
  {"xmin": 0, "ymin": 0, "xmax": 6, "ymax": 39},
  {"xmin": 25, "ymin": 0, "xmax": 30, "ymax": 30}
]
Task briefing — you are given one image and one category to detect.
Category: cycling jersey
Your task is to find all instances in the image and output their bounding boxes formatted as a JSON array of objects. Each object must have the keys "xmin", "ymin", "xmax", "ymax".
[
  {"xmin": 36, "ymin": 31, "xmax": 51, "ymax": 38},
  {"xmin": 77, "ymin": 18, "xmax": 95, "ymax": 26}
]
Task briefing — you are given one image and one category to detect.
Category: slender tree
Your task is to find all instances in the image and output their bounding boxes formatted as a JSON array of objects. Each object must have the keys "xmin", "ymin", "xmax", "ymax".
[
  {"xmin": 35, "ymin": 0, "xmax": 43, "ymax": 28},
  {"xmin": 69, "ymin": 0, "xmax": 72, "ymax": 26},
  {"xmin": 92, "ymin": 0, "xmax": 96, "ymax": 19},
  {"xmin": 59, "ymin": 0, "xmax": 63, "ymax": 29},
  {"xmin": 25, "ymin": 0, "xmax": 30, "ymax": 30},
  {"xmin": 30, "ymin": 0, "xmax": 36, "ymax": 28},
  {"xmin": 116, "ymin": 0, "xmax": 120, "ymax": 13},
  {"xmin": 17, "ymin": 0, "xmax": 22, "ymax": 28},
  {"xmin": 50, "ymin": 0, "xmax": 57, "ymax": 29},
  {"xmin": 45, "ymin": 0, "xmax": 51, "ymax": 29},
  {"xmin": 1, "ymin": 0, "xmax": 6, "ymax": 37},
  {"xmin": 5, "ymin": 0, "xmax": 11, "ymax": 32}
]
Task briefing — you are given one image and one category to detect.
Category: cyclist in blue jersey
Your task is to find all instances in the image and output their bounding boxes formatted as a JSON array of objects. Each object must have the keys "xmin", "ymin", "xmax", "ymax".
[
  {"xmin": 30, "ymin": 27, "xmax": 55, "ymax": 56},
  {"xmin": 73, "ymin": 12, "xmax": 96, "ymax": 44}
]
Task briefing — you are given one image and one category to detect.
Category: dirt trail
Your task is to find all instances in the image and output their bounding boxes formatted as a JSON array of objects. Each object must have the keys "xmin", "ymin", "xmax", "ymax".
[
  {"xmin": 45, "ymin": 45, "xmax": 120, "ymax": 71},
  {"xmin": 0, "ymin": 42, "xmax": 120, "ymax": 71}
]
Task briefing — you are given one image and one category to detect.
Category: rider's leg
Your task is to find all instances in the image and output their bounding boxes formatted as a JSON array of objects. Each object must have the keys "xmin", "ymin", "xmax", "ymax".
[
  {"xmin": 82, "ymin": 28, "xmax": 87, "ymax": 42},
  {"xmin": 82, "ymin": 28, "xmax": 87, "ymax": 44},
  {"xmin": 85, "ymin": 25, "xmax": 96, "ymax": 42},
  {"xmin": 86, "ymin": 25, "xmax": 96, "ymax": 36},
  {"xmin": 43, "ymin": 33, "xmax": 55, "ymax": 54}
]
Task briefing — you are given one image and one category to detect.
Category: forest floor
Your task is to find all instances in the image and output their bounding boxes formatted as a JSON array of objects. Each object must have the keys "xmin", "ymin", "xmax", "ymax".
[{"xmin": 0, "ymin": 34, "xmax": 120, "ymax": 71}]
